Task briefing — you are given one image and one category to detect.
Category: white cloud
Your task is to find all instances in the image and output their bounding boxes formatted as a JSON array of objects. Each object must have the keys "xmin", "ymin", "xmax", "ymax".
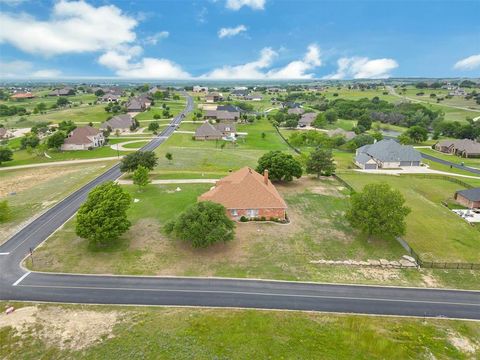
[
  {"xmin": 218, "ymin": 25, "xmax": 247, "ymax": 39},
  {"xmin": 267, "ymin": 44, "xmax": 321, "ymax": 79},
  {"xmin": 324, "ymin": 57, "xmax": 398, "ymax": 79},
  {"xmin": 144, "ymin": 31, "xmax": 169, "ymax": 45},
  {"xmin": 201, "ymin": 44, "xmax": 322, "ymax": 79},
  {"xmin": 0, "ymin": 0, "xmax": 137, "ymax": 56},
  {"xmin": 200, "ymin": 47, "xmax": 277, "ymax": 79},
  {"xmin": 225, "ymin": 0, "xmax": 265, "ymax": 10},
  {"xmin": 454, "ymin": 54, "xmax": 480, "ymax": 71},
  {"xmin": 98, "ymin": 47, "xmax": 189, "ymax": 79},
  {"xmin": 0, "ymin": 60, "xmax": 62, "ymax": 78},
  {"xmin": 31, "ymin": 69, "xmax": 63, "ymax": 78}
]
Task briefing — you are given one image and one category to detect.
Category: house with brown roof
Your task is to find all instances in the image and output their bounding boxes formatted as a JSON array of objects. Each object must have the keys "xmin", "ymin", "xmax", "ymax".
[
  {"xmin": 100, "ymin": 94, "xmax": 120, "ymax": 103},
  {"xmin": 328, "ymin": 128, "xmax": 356, "ymax": 140},
  {"xmin": 434, "ymin": 139, "xmax": 480, "ymax": 158},
  {"xmin": 194, "ymin": 121, "xmax": 236, "ymax": 140},
  {"xmin": 11, "ymin": 92, "xmax": 35, "ymax": 100},
  {"xmin": 49, "ymin": 87, "xmax": 75, "ymax": 96},
  {"xmin": 61, "ymin": 126, "xmax": 105, "ymax": 151},
  {"xmin": 455, "ymin": 188, "xmax": 480, "ymax": 209},
  {"xmin": 287, "ymin": 107, "xmax": 305, "ymax": 115},
  {"xmin": 205, "ymin": 92, "xmax": 223, "ymax": 103},
  {"xmin": 0, "ymin": 128, "xmax": 13, "ymax": 139},
  {"xmin": 298, "ymin": 112, "xmax": 317, "ymax": 127},
  {"xmin": 198, "ymin": 167, "xmax": 287, "ymax": 221},
  {"xmin": 100, "ymin": 114, "xmax": 135, "ymax": 133}
]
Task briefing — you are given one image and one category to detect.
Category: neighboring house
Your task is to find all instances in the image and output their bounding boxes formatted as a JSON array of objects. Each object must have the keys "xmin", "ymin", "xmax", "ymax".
[
  {"xmin": 198, "ymin": 167, "xmax": 287, "ymax": 221},
  {"xmin": 61, "ymin": 126, "xmax": 105, "ymax": 151},
  {"xmin": 205, "ymin": 92, "xmax": 223, "ymax": 103},
  {"xmin": 267, "ymin": 87, "xmax": 286, "ymax": 93},
  {"xmin": 328, "ymin": 128, "xmax": 356, "ymax": 140},
  {"xmin": 231, "ymin": 89, "xmax": 249, "ymax": 98},
  {"xmin": 282, "ymin": 101, "xmax": 302, "ymax": 109},
  {"xmin": 100, "ymin": 114, "xmax": 135, "ymax": 133},
  {"xmin": 288, "ymin": 107, "xmax": 305, "ymax": 115},
  {"xmin": 0, "ymin": 128, "xmax": 13, "ymax": 139},
  {"xmin": 49, "ymin": 87, "xmax": 75, "ymax": 96},
  {"xmin": 455, "ymin": 188, "xmax": 480, "ymax": 209},
  {"xmin": 10, "ymin": 92, "xmax": 35, "ymax": 100},
  {"xmin": 449, "ymin": 88, "xmax": 466, "ymax": 96},
  {"xmin": 193, "ymin": 86, "xmax": 208, "ymax": 92},
  {"xmin": 434, "ymin": 139, "xmax": 480, "ymax": 158},
  {"xmin": 355, "ymin": 139, "xmax": 422, "ymax": 169},
  {"xmin": 205, "ymin": 105, "xmax": 241, "ymax": 121},
  {"xmin": 126, "ymin": 98, "xmax": 145, "ymax": 112},
  {"xmin": 298, "ymin": 112, "xmax": 316, "ymax": 127},
  {"xmin": 100, "ymin": 94, "xmax": 120, "ymax": 103},
  {"xmin": 244, "ymin": 94, "xmax": 263, "ymax": 101},
  {"xmin": 194, "ymin": 121, "xmax": 236, "ymax": 141}
]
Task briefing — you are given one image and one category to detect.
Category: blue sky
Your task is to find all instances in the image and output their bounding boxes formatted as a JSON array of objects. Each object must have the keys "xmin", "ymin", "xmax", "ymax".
[{"xmin": 0, "ymin": 0, "xmax": 479, "ymax": 79}]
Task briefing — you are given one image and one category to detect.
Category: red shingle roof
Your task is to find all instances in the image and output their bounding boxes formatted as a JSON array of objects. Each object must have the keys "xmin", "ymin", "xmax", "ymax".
[{"xmin": 199, "ymin": 167, "xmax": 287, "ymax": 209}]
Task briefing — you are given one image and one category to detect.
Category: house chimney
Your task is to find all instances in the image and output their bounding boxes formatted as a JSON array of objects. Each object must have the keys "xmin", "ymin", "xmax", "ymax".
[{"xmin": 264, "ymin": 169, "xmax": 269, "ymax": 185}]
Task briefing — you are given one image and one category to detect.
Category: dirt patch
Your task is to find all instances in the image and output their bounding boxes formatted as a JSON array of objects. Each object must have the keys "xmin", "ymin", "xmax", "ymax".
[
  {"xmin": 421, "ymin": 273, "xmax": 441, "ymax": 288},
  {"xmin": 448, "ymin": 330, "xmax": 478, "ymax": 354},
  {"xmin": 276, "ymin": 176, "xmax": 339, "ymax": 196},
  {"xmin": 128, "ymin": 218, "xmax": 166, "ymax": 251},
  {"xmin": 0, "ymin": 305, "xmax": 121, "ymax": 350},
  {"xmin": 356, "ymin": 267, "xmax": 402, "ymax": 282}
]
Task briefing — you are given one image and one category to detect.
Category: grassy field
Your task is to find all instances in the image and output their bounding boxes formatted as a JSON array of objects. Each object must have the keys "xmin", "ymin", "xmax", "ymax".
[
  {"xmin": 338, "ymin": 173, "xmax": 480, "ymax": 263},
  {"xmin": 2, "ymin": 303, "xmax": 479, "ymax": 360},
  {"xmin": 28, "ymin": 177, "xmax": 480, "ymax": 289},
  {"xmin": 0, "ymin": 161, "xmax": 116, "ymax": 244},
  {"xmin": 151, "ymin": 117, "xmax": 292, "ymax": 174}
]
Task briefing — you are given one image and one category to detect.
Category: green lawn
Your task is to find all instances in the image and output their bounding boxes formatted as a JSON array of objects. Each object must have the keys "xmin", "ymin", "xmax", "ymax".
[
  {"xmin": 121, "ymin": 140, "xmax": 150, "ymax": 149},
  {"xmin": 338, "ymin": 173, "xmax": 480, "ymax": 263},
  {"xmin": 2, "ymin": 303, "xmax": 479, "ymax": 360},
  {"xmin": 0, "ymin": 161, "xmax": 117, "ymax": 244}
]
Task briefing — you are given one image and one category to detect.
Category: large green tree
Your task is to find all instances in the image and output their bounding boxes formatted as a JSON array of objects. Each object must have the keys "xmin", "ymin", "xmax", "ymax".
[
  {"xmin": 256, "ymin": 151, "xmax": 303, "ymax": 182},
  {"xmin": 76, "ymin": 181, "xmax": 131, "ymax": 247},
  {"xmin": 306, "ymin": 148, "xmax": 336, "ymax": 177},
  {"xmin": 0, "ymin": 147, "xmax": 13, "ymax": 164},
  {"xmin": 346, "ymin": 183, "xmax": 410, "ymax": 239},
  {"xmin": 165, "ymin": 201, "xmax": 235, "ymax": 248},
  {"xmin": 324, "ymin": 109, "xmax": 338, "ymax": 124},
  {"xmin": 120, "ymin": 151, "xmax": 158, "ymax": 172}
]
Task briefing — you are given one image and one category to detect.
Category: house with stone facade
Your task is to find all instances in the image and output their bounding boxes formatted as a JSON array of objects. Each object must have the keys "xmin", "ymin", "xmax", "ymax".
[
  {"xmin": 61, "ymin": 126, "xmax": 105, "ymax": 151},
  {"xmin": 198, "ymin": 167, "xmax": 287, "ymax": 221}
]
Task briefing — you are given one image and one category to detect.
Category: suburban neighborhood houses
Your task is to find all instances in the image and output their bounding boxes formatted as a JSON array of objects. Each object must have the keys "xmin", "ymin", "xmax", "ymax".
[{"xmin": 435, "ymin": 139, "xmax": 480, "ymax": 158}]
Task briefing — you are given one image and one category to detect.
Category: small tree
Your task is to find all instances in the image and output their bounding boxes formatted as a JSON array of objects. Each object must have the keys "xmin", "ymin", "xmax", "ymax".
[
  {"xmin": 306, "ymin": 147, "xmax": 336, "ymax": 178},
  {"xmin": 256, "ymin": 150, "xmax": 303, "ymax": 182},
  {"xmin": 0, "ymin": 200, "xmax": 11, "ymax": 223},
  {"xmin": 261, "ymin": 132, "xmax": 266, "ymax": 139},
  {"xmin": 20, "ymin": 134, "xmax": 40, "ymax": 149},
  {"xmin": 165, "ymin": 152, "xmax": 173, "ymax": 163},
  {"xmin": 324, "ymin": 109, "xmax": 338, "ymax": 124},
  {"xmin": 132, "ymin": 165, "xmax": 150, "ymax": 191},
  {"xmin": 165, "ymin": 201, "xmax": 235, "ymax": 248},
  {"xmin": 312, "ymin": 113, "xmax": 327, "ymax": 128},
  {"xmin": 120, "ymin": 151, "xmax": 158, "ymax": 172},
  {"xmin": 76, "ymin": 181, "xmax": 131, "ymax": 247},
  {"xmin": 46, "ymin": 131, "xmax": 66, "ymax": 149},
  {"xmin": 346, "ymin": 183, "xmax": 410, "ymax": 239},
  {"xmin": 0, "ymin": 147, "xmax": 13, "ymax": 164},
  {"xmin": 56, "ymin": 97, "xmax": 69, "ymax": 107},
  {"xmin": 148, "ymin": 122, "xmax": 160, "ymax": 133}
]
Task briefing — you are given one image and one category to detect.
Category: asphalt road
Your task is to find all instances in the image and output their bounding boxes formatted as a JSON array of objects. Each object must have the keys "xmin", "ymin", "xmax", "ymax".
[{"xmin": 1, "ymin": 93, "xmax": 479, "ymax": 320}]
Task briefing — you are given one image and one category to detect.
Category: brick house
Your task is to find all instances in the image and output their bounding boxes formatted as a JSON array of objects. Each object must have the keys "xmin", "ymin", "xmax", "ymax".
[
  {"xmin": 198, "ymin": 167, "xmax": 287, "ymax": 221},
  {"xmin": 434, "ymin": 139, "xmax": 480, "ymax": 158},
  {"xmin": 454, "ymin": 188, "xmax": 480, "ymax": 209}
]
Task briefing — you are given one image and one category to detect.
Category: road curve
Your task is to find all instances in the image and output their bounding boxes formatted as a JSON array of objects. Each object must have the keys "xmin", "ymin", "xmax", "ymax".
[{"xmin": 1, "ymin": 92, "xmax": 479, "ymax": 321}]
